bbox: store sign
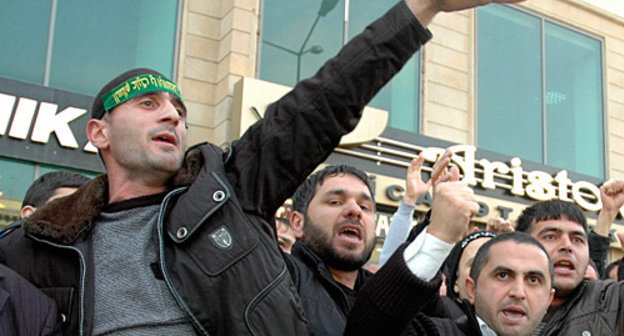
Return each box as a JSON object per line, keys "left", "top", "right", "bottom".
{"left": 384, "top": 144, "right": 618, "bottom": 216}
{"left": 0, "top": 77, "right": 103, "bottom": 172}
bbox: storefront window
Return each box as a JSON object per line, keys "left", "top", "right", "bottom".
{"left": 259, "top": 0, "right": 421, "bottom": 133}
{"left": 477, "top": 5, "right": 604, "bottom": 178}
{"left": 0, "top": 2, "right": 51, "bottom": 84}
{"left": 0, "top": 157, "right": 36, "bottom": 201}
{"left": 0, "top": 1, "right": 179, "bottom": 96}
{"left": 544, "top": 22, "right": 604, "bottom": 179}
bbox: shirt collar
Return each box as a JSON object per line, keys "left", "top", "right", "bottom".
{"left": 477, "top": 316, "right": 498, "bottom": 336}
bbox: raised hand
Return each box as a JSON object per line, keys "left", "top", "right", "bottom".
{"left": 595, "top": 179, "right": 624, "bottom": 236}
{"left": 486, "top": 216, "right": 515, "bottom": 234}
{"left": 428, "top": 165, "right": 480, "bottom": 244}
{"left": 429, "top": 0, "right": 525, "bottom": 13}
{"left": 403, "top": 149, "right": 452, "bottom": 205}
{"left": 406, "top": 0, "right": 525, "bottom": 27}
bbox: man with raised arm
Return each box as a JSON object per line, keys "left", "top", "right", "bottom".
{"left": 0, "top": 0, "right": 522, "bottom": 334}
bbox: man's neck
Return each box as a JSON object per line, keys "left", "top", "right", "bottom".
{"left": 107, "top": 170, "right": 170, "bottom": 203}
{"left": 550, "top": 296, "right": 569, "bottom": 308}
{"left": 329, "top": 267, "right": 359, "bottom": 289}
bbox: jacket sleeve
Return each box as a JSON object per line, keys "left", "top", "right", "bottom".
{"left": 225, "top": 1, "right": 432, "bottom": 219}
{"left": 588, "top": 229, "right": 611, "bottom": 278}
{"left": 379, "top": 201, "right": 415, "bottom": 266}
{"left": 344, "top": 243, "right": 442, "bottom": 336}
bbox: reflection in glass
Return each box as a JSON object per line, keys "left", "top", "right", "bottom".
{"left": 0, "top": 157, "right": 36, "bottom": 200}
{"left": 545, "top": 22, "right": 603, "bottom": 178}
{"left": 259, "top": 0, "right": 421, "bottom": 133}
{"left": 49, "top": 1, "right": 178, "bottom": 95}
{"left": 477, "top": 5, "right": 604, "bottom": 178}
{"left": 0, "top": 2, "right": 51, "bottom": 84}
{"left": 477, "top": 4, "right": 543, "bottom": 163}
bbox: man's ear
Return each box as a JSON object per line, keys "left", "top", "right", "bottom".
{"left": 290, "top": 211, "right": 305, "bottom": 240}
{"left": 20, "top": 205, "right": 36, "bottom": 219}
{"left": 86, "top": 119, "right": 109, "bottom": 151}
{"left": 465, "top": 276, "right": 476, "bottom": 304}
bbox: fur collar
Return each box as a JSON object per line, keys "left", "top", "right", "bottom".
{"left": 23, "top": 147, "right": 204, "bottom": 245}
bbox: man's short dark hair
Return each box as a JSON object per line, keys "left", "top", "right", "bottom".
{"left": 22, "top": 171, "right": 90, "bottom": 208}
{"left": 292, "top": 165, "right": 374, "bottom": 215}
{"left": 469, "top": 231, "right": 554, "bottom": 286}
{"left": 515, "top": 199, "right": 588, "bottom": 234}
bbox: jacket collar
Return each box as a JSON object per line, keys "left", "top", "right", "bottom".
{"left": 543, "top": 280, "right": 587, "bottom": 329}
{"left": 291, "top": 241, "right": 372, "bottom": 289}
{"left": 22, "top": 146, "right": 204, "bottom": 245}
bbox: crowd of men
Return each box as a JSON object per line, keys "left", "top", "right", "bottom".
{"left": 1, "top": 0, "right": 623, "bottom": 335}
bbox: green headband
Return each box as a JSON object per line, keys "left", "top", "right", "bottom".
{"left": 101, "top": 74, "right": 183, "bottom": 112}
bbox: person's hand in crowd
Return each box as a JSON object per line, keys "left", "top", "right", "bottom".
{"left": 486, "top": 216, "right": 515, "bottom": 234}
{"left": 595, "top": 179, "right": 624, "bottom": 237}
{"left": 428, "top": 165, "right": 480, "bottom": 244}
{"left": 403, "top": 149, "right": 452, "bottom": 206}
{"left": 406, "top": 0, "right": 525, "bottom": 27}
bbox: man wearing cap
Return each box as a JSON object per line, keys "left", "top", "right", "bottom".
{"left": 0, "top": 0, "right": 522, "bottom": 334}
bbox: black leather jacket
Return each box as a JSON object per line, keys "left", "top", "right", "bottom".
{"left": 0, "top": 2, "right": 431, "bottom": 335}
{"left": 286, "top": 241, "right": 373, "bottom": 336}
{"left": 541, "top": 279, "right": 624, "bottom": 336}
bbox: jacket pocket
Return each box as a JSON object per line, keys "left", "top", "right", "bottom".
{"left": 166, "top": 172, "right": 260, "bottom": 276}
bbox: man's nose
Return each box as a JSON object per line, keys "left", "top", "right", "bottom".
{"left": 558, "top": 235, "right": 574, "bottom": 253}
{"left": 159, "top": 99, "right": 182, "bottom": 125}
{"left": 508, "top": 279, "right": 527, "bottom": 300}
{"left": 343, "top": 199, "right": 363, "bottom": 218}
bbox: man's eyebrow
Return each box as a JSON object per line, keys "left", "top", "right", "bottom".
{"left": 358, "top": 191, "right": 373, "bottom": 203}
{"left": 131, "top": 92, "right": 157, "bottom": 100}
{"left": 570, "top": 229, "right": 588, "bottom": 239}
{"left": 526, "top": 270, "right": 546, "bottom": 281}
{"left": 491, "top": 265, "right": 515, "bottom": 276}
{"left": 323, "top": 189, "right": 347, "bottom": 197}
{"left": 538, "top": 226, "right": 587, "bottom": 239}
{"left": 537, "top": 227, "right": 562, "bottom": 236}
{"left": 322, "top": 189, "right": 372, "bottom": 202}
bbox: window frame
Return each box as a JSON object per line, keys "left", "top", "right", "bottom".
{"left": 474, "top": 4, "right": 607, "bottom": 179}
{"left": 37, "top": 0, "right": 181, "bottom": 86}
{"left": 257, "top": 0, "right": 424, "bottom": 134}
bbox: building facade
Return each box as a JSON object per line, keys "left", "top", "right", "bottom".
{"left": 1, "top": 0, "right": 623, "bottom": 262}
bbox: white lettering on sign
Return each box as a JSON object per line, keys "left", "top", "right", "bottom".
{"left": 0, "top": 93, "right": 17, "bottom": 135}
{"left": 420, "top": 144, "right": 614, "bottom": 215}
{"left": 0, "top": 92, "right": 97, "bottom": 153}
{"left": 375, "top": 213, "right": 419, "bottom": 238}
{"left": 31, "top": 104, "right": 85, "bottom": 148}
{"left": 375, "top": 214, "right": 389, "bottom": 238}
{"left": 9, "top": 97, "right": 37, "bottom": 139}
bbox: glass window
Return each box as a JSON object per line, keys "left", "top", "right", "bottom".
{"left": 49, "top": 1, "right": 179, "bottom": 95}
{"left": 0, "top": 2, "right": 51, "bottom": 84}
{"left": 477, "top": 5, "right": 604, "bottom": 178}
{"left": 259, "top": 0, "right": 344, "bottom": 84}
{"left": 0, "top": 157, "right": 36, "bottom": 200}
{"left": 544, "top": 22, "right": 604, "bottom": 178}
{"left": 259, "top": 0, "right": 421, "bottom": 133}
{"left": 348, "top": 0, "right": 420, "bottom": 133}
{"left": 0, "top": 1, "right": 179, "bottom": 96}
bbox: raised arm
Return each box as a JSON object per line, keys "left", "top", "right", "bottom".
{"left": 407, "top": 0, "right": 525, "bottom": 26}
{"left": 379, "top": 150, "right": 452, "bottom": 266}
{"left": 591, "top": 179, "right": 624, "bottom": 277}
{"left": 345, "top": 164, "right": 480, "bottom": 335}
